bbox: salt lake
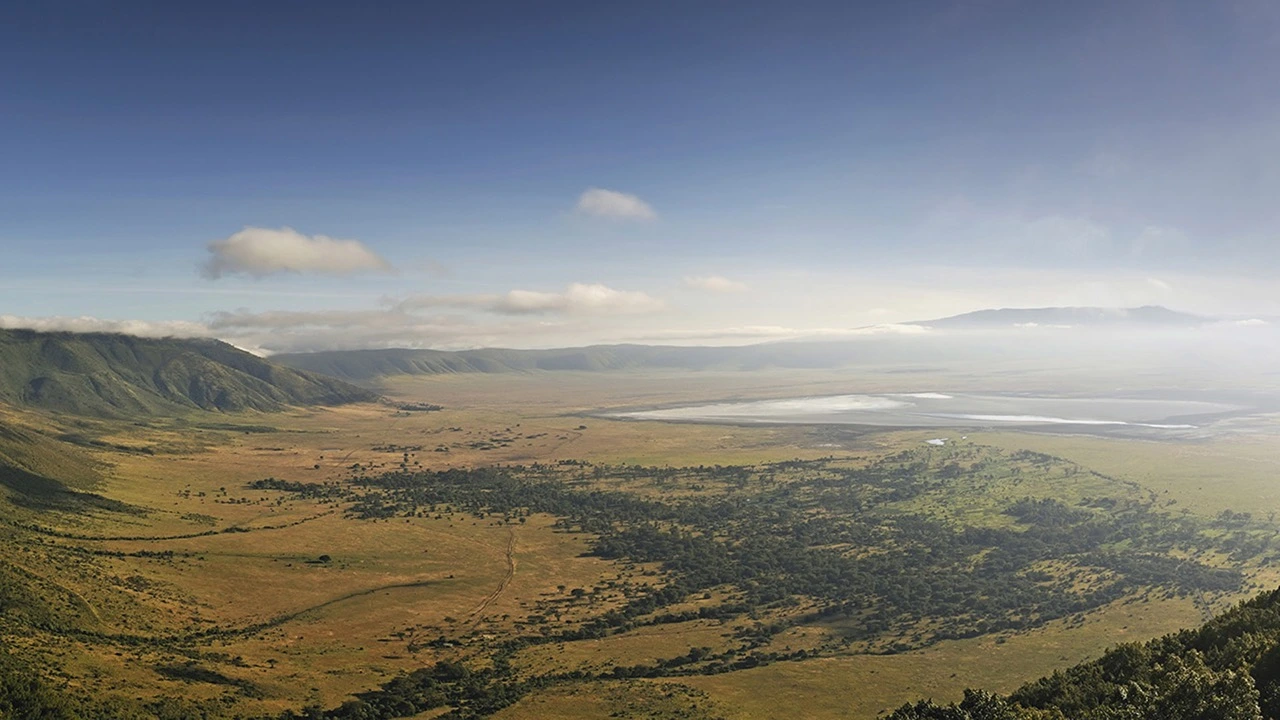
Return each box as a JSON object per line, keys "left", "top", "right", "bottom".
{"left": 610, "top": 392, "right": 1247, "bottom": 432}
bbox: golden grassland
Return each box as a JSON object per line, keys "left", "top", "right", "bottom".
{"left": 490, "top": 590, "right": 1209, "bottom": 720}
{"left": 4, "top": 369, "right": 1280, "bottom": 718}
{"left": 673, "top": 591, "right": 1207, "bottom": 720}
{"left": 492, "top": 679, "right": 728, "bottom": 720}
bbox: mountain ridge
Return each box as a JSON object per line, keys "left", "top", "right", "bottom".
{"left": 0, "top": 328, "right": 378, "bottom": 417}
{"left": 911, "top": 304, "right": 1209, "bottom": 329}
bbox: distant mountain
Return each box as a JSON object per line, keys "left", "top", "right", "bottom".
{"left": 272, "top": 305, "right": 1222, "bottom": 383}
{"left": 913, "top": 305, "right": 1209, "bottom": 329}
{"left": 0, "top": 328, "right": 377, "bottom": 417}
{"left": 275, "top": 344, "right": 755, "bottom": 380}
{"left": 272, "top": 337, "right": 942, "bottom": 382}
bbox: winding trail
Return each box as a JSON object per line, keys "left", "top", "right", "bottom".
{"left": 247, "top": 579, "right": 437, "bottom": 632}
{"left": 2, "top": 559, "right": 105, "bottom": 628}
{"left": 468, "top": 526, "right": 516, "bottom": 624}
{"left": 10, "top": 509, "right": 336, "bottom": 543}
{"left": 1193, "top": 588, "right": 1215, "bottom": 623}
{"left": 70, "top": 578, "right": 438, "bottom": 645}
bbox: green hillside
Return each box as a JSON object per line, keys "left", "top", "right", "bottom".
{"left": 0, "top": 328, "right": 377, "bottom": 417}
{"left": 890, "top": 588, "right": 1280, "bottom": 719}
{"left": 0, "top": 419, "right": 116, "bottom": 512}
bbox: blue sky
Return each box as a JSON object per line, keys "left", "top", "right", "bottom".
{"left": 2, "top": 1, "right": 1278, "bottom": 351}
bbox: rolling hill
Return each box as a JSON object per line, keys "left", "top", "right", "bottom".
{"left": 0, "top": 328, "right": 377, "bottom": 417}
{"left": 891, "top": 585, "right": 1280, "bottom": 719}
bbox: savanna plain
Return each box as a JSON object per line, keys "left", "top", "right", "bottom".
{"left": 5, "top": 368, "right": 1280, "bottom": 719}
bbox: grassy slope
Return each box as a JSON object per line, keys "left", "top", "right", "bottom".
{"left": 0, "top": 328, "right": 377, "bottom": 417}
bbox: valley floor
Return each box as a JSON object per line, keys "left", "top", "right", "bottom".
{"left": 4, "top": 370, "right": 1280, "bottom": 718}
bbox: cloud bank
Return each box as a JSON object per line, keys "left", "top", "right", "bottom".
{"left": 396, "top": 283, "right": 664, "bottom": 316}
{"left": 574, "top": 188, "right": 656, "bottom": 220}
{"left": 0, "top": 314, "right": 211, "bottom": 338}
{"left": 498, "top": 283, "right": 664, "bottom": 314}
{"left": 684, "top": 275, "right": 748, "bottom": 293}
{"left": 193, "top": 283, "right": 667, "bottom": 353}
{"left": 202, "top": 227, "right": 392, "bottom": 279}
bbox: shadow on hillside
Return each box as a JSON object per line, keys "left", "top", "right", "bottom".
{"left": 0, "top": 463, "right": 140, "bottom": 514}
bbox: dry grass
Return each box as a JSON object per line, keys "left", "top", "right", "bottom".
{"left": 676, "top": 593, "right": 1206, "bottom": 719}
{"left": 493, "top": 679, "right": 726, "bottom": 720}
{"left": 511, "top": 619, "right": 741, "bottom": 675}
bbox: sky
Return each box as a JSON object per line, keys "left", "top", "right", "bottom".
{"left": 1, "top": 0, "right": 1278, "bottom": 353}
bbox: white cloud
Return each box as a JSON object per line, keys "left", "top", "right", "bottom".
{"left": 202, "top": 226, "right": 392, "bottom": 279}
{"left": 202, "top": 283, "right": 664, "bottom": 352}
{"left": 851, "top": 323, "right": 932, "bottom": 336}
{"left": 0, "top": 314, "right": 212, "bottom": 338}
{"left": 684, "top": 275, "right": 749, "bottom": 293}
{"left": 206, "top": 307, "right": 586, "bottom": 354}
{"left": 397, "top": 283, "right": 665, "bottom": 316}
{"left": 502, "top": 283, "right": 663, "bottom": 314}
{"left": 574, "top": 188, "right": 657, "bottom": 220}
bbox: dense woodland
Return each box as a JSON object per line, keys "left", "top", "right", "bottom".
{"left": 321, "top": 448, "right": 1260, "bottom": 647}
{"left": 249, "top": 446, "right": 1280, "bottom": 718}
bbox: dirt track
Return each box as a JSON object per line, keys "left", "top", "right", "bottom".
{"left": 468, "top": 526, "right": 516, "bottom": 623}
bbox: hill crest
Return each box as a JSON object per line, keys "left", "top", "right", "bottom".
{"left": 0, "top": 327, "right": 377, "bottom": 417}
{"left": 913, "top": 304, "right": 1208, "bottom": 329}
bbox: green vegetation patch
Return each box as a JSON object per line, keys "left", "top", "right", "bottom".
{"left": 892, "top": 586, "right": 1280, "bottom": 719}
{"left": 0, "top": 327, "right": 377, "bottom": 418}
{"left": 321, "top": 445, "right": 1263, "bottom": 651}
